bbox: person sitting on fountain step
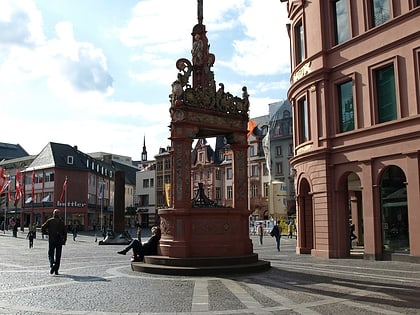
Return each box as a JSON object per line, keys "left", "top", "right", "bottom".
{"left": 117, "top": 226, "right": 161, "bottom": 262}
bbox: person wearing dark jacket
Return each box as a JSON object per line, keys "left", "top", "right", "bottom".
{"left": 270, "top": 221, "right": 282, "bottom": 251}
{"left": 41, "top": 209, "right": 67, "bottom": 275}
{"left": 117, "top": 226, "right": 161, "bottom": 261}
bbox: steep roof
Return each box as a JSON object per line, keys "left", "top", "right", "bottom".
{"left": 0, "top": 142, "right": 29, "bottom": 161}
{"left": 28, "top": 142, "right": 87, "bottom": 170}
{"left": 26, "top": 143, "right": 115, "bottom": 181}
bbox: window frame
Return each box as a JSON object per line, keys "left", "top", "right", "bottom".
{"left": 294, "top": 19, "right": 305, "bottom": 66}
{"left": 366, "top": 0, "right": 392, "bottom": 29}
{"left": 297, "top": 96, "right": 309, "bottom": 144}
{"left": 369, "top": 57, "right": 400, "bottom": 124}
{"left": 332, "top": 0, "right": 351, "bottom": 45}
{"left": 336, "top": 78, "right": 355, "bottom": 133}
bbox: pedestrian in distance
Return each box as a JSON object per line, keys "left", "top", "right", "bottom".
{"left": 117, "top": 226, "right": 161, "bottom": 262}
{"left": 41, "top": 209, "right": 67, "bottom": 275}
{"left": 257, "top": 223, "right": 264, "bottom": 245}
{"left": 26, "top": 230, "right": 35, "bottom": 248}
{"left": 270, "top": 221, "right": 282, "bottom": 251}
{"left": 72, "top": 224, "right": 78, "bottom": 241}
{"left": 287, "top": 221, "right": 294, "bottom": 238}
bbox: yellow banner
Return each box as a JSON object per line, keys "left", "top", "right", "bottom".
{"left": 164, "top": 183, "right": 171, "bottom": 207}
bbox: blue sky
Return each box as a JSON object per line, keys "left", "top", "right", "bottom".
{"left": 0, "top": 0, "right": 290, "bottom": 160}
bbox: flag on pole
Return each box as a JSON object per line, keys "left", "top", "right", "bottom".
{"left": 0, "top": 167, "right": 5, "bottom": 194}
{"left": 247, "top": 119, "right": 257, "bottom": 138}
{"left": 14, "top": 171, "right": 22, "bottom": 206}
{"left": 59, "top": 177, "right": 67, "bottom": 202}
{"left": 164, "top": 183, "right": 171, "bottom": 207}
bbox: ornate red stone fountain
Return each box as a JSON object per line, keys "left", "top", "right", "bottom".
{"left": 132, "top": 0, "right": 270, "bottom": 275}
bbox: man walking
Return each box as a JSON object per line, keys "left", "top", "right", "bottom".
{"left": 270, "top": 221, "right": 282, "bottom": 251}
{"left": 41, "top": 209, "right": 67, "bottom": 275}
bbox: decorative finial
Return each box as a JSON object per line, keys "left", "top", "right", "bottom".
{"left": 197, "top": 0, "right": 203, "bottom": 24}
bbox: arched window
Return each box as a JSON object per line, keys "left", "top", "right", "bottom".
{"left": 380, "top": 166, "right": 409, "bottom": 252}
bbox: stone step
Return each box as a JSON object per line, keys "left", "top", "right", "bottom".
{"left": 131, "top": 259, "right": 270, "bottom": 276}
{"left": 143, "top": 254, "right": 260, "bottom": 267}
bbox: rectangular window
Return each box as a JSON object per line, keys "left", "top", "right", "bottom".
{"left": 375, "top": 64, "right": 397, "bottom": 123}
{"left": 338, "top": 80, "right": 354, "bottom": 132}
{"left": 251, "top": 165, "right": 259, "bottom": 177}
{"left": 226, "top": 168, "right": 233, "bottom": 180}
{"left": 164, "top": 159, "right": 171, "bottom": 170}
{"left": 45, "top": 172, "right": 54, "bottom": 182}
{"left": 142, "top": 179, "right": 149, "bottom": 188}
{"left": 249, "top": 145, "right": 255, "bottom": 157}
{"left": 215, "top": 187, "right": 221, "bottom": 200}
{"left": 333, "top": 0, "right": 350, "bottom": 45}
{"left": 157, "top": 176, "right": 163, "bottom": 188}
{"left": 150, "top": 178, "right": 154, "bottom": 188}
{"left": 216, "top": 169, "right": 221, "bottom": 180}
{"left": 227, "top": 186, "right": 233, "bottom": 199}
{"left": 251, "top": 184, "right": 258, "bottom": 198}
{"left": 370, "top": 0, "right": 390, "bottom": 27}
{"left": 298, "top": 97, "right": 309, "bottom": 143}
{"left": 275, "top": 162, "right": 283, "bottom": 176}
{"left": 275, "top": 146, "right": 282, "bottom": 156}
{"left": 264, "top": 183, "right": 269, "bottom": 197}
{"left": 295, "top": 20, "right": 305, "bottom": 65}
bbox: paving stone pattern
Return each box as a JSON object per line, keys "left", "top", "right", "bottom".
{"left": 1, "top": 229, "right": 420, "bottom": 314}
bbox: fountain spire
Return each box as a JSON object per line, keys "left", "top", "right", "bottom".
{"left": 197, "top": 0, "right": 203, "bottom": 25}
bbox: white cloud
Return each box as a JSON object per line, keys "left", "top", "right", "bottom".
{"left": 0, "top": 0, "right": 291, "bottom": 160}
{"left": 0, "top": 0, "right": 45, "bottom": 48}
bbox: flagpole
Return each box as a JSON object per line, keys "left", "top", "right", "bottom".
{"left": 64, "top": 178, "right": 67, "bottom": 227}
{"left": 3, "top": 201, "right": 6, "bottom": 234}
{"left": 100, "top": 181, "right": 104, "bottom": 235}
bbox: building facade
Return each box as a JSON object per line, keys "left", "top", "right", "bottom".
{"left": 136, "top": 166, "right": 156, "bottom": 227}
{"left": 247, "top": 116, "right": 270, "bottom": 221}
{"left": 286, "top": 0, "right": 420, "bottom": 261}
{"left": 267, "top": 100, "right": 295, "bottom": 220}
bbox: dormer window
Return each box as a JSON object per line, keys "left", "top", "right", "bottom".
{"left": 67, "top": 156, "right": 74, "bottom": 165}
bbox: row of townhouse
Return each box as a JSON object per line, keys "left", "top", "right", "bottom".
{"left": 0, "top": 142, "right": 138, "bottom": 232}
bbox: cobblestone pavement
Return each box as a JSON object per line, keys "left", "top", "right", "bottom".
{"left": 1, "top": 229, "right": 420, "bottom": 315}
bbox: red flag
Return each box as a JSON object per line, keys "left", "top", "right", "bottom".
{"left": 247, "top": 119, "right": 257, "bottom": 138}
{"left": 0, "top": 167, "right": 5, "bottom": 195}
{"left": 59, "top": 177, "right": 67, "bottom": 202}
{"left": 14, "top": 171, "right": 22, "bottom": 206}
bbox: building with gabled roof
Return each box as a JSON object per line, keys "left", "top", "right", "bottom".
{"left": 0, "top": 142, "right": 29, "bottom": 161}
{"left": 20, "top": 142, "right": 115, "bottom": 231}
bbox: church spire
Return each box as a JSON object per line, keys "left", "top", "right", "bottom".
{"left": 141, "top": 135, "right": 147, "bottom": 161}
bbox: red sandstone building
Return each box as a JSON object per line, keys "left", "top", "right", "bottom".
{"left": 285, "top": 1, "right": 420, "bottom": 262}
